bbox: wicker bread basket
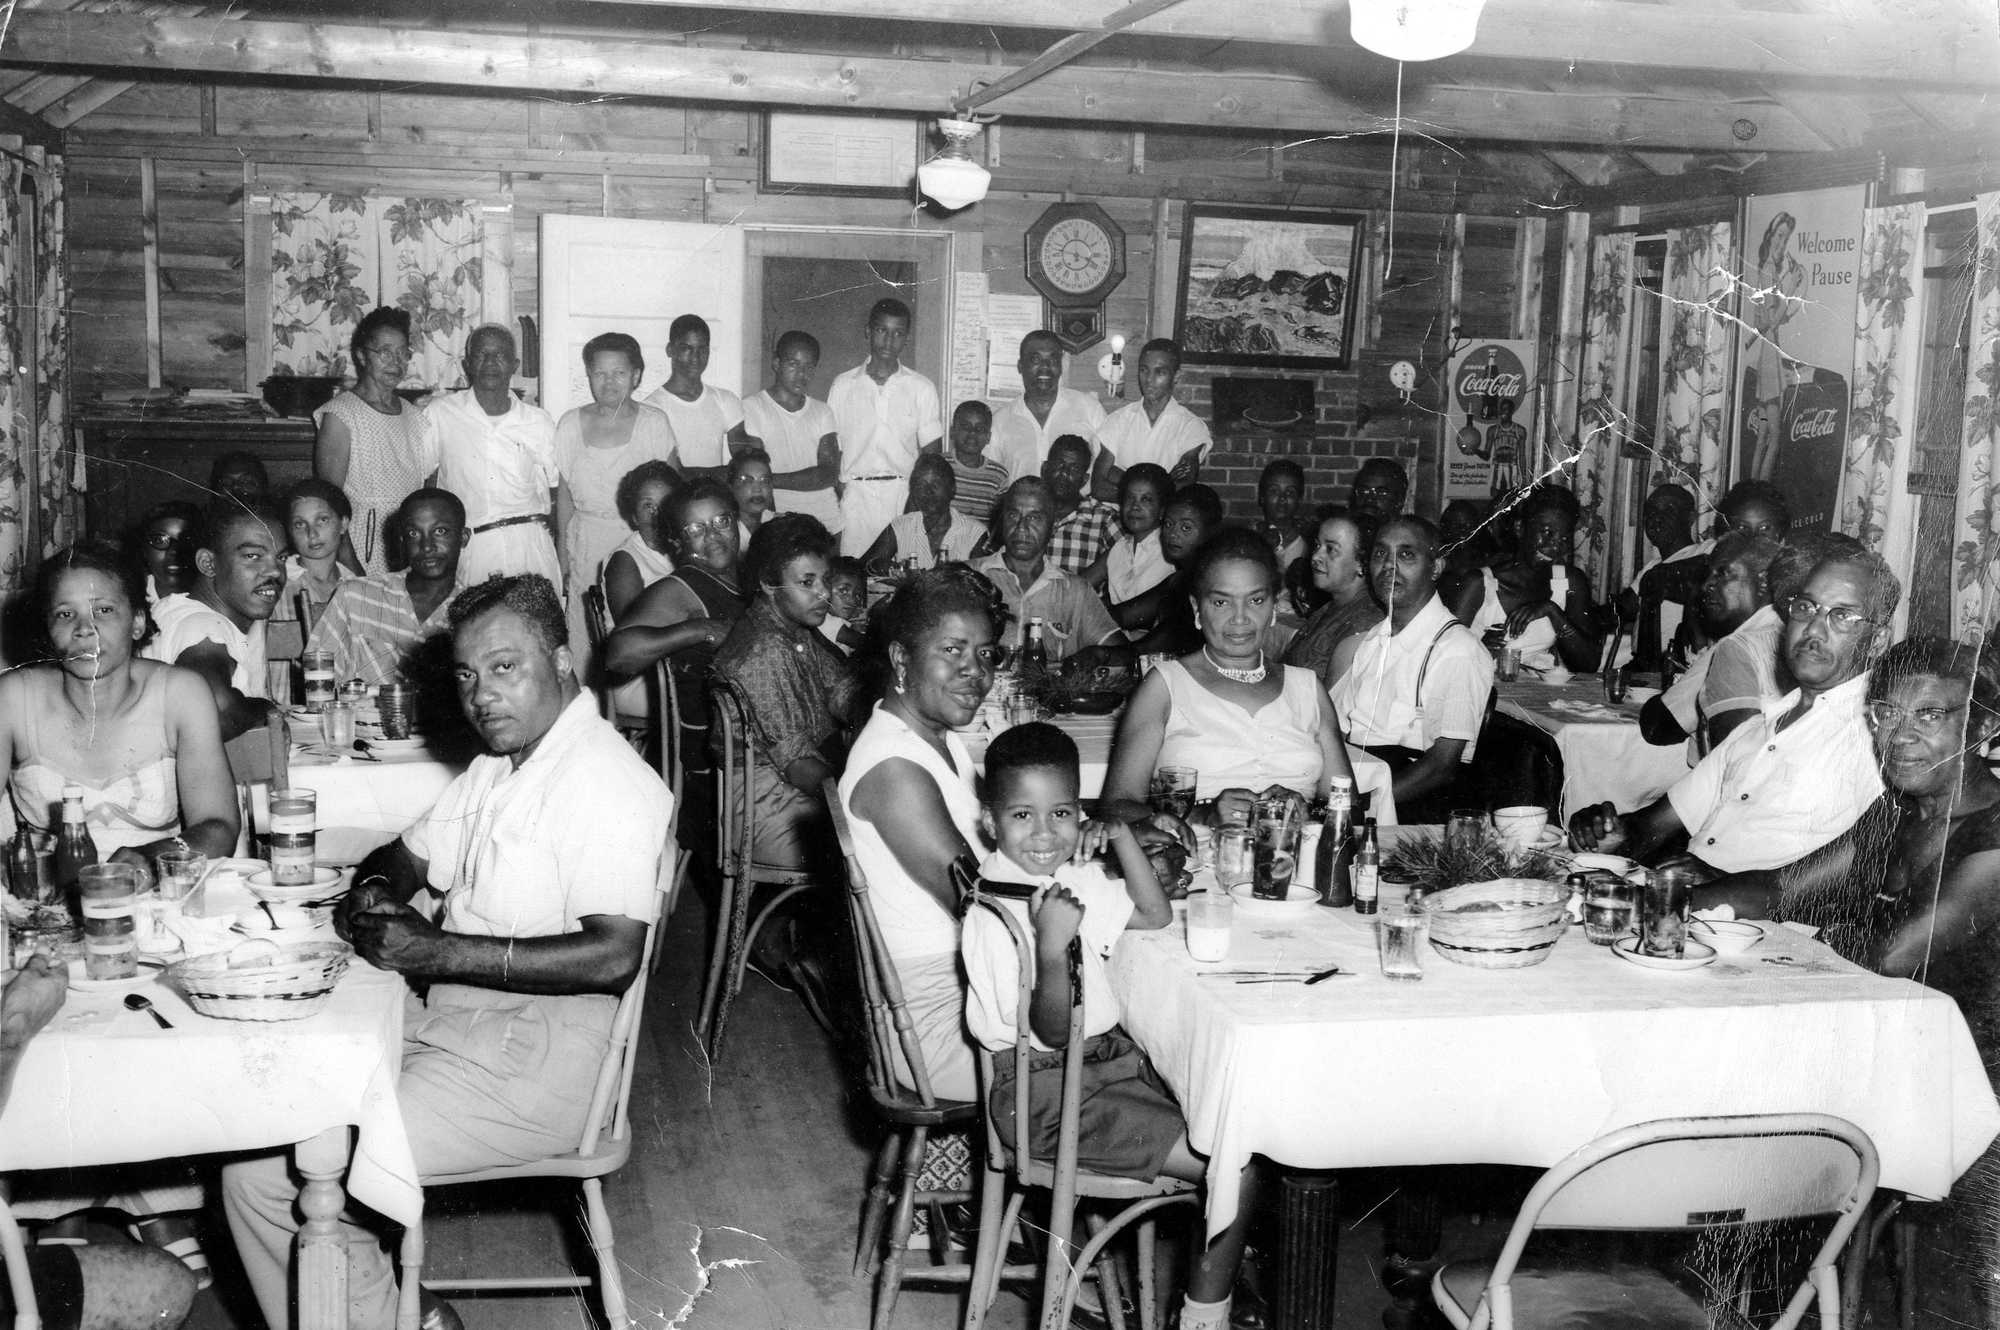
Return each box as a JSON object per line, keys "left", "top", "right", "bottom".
{"left": 167, "top": 940, "right": 352, "bottom": 1021}
{"left": 1423, "top": 878, "right": 1568, "bottom": 970}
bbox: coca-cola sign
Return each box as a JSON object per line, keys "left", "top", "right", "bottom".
{"left": 1788, "top": 406, "right": 1840, "bottom": 443}
{"left": 1453, "top": 344, "right": 1529, "bottom": 415}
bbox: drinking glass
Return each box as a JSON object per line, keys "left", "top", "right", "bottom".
{"left": 1149, "top": 767, "right": 1198, "bottom": 821}
{"left": 1447, "top": 809, "right": 1489, "bottom": 855}
{"left": 77, "top": 862, "right": 143, "bottom": 980}
{"left": 268, "top": 789, "right": 319, "bottom": 887}
{"left": 1214, "top": 827, "right": 1254, "bottom": 891}
{"left": 301, "top": 649, "right": 337, "bottom": 712}
{"left": 1581, "top": 876, "right": 1637, "bottom": 946}
{"left": 1185, "top": 890, "right": 1233, "bottom": 962}
{"left": 321, "top": 701, "right": 356, "bottom": 749}
{"left": 1496, "top": 645, "right": 1521, "bottom": 683}
{"left": 1251, "top": 793, "right": 1301, "bottom": 901}
{"left": 1377, "top": 900, "right": 1429, "bottom": 980}
{"left": 1639, "top": 866, "right": 1693, "bottom": 958}
{"left": 155, "top": 847, "right": 208, "bottom": 920}
{"left": 376, "top": 681, "right": 417, "bottom": 740}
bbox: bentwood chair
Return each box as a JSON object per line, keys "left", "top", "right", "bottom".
{"left": 398, "top": 870, "right": 671, "bottom": 1330}
{"left": 1, "top": 1193, "right": 38, "bottom": 1330}
{"left": 696, "top": 683, "right": 819, "bottom": 1056}
{"left": 581, "top": 584, "right": 616, "bottom": 721}
{"left": 585, "top": 585, "right": 689, "bottom": 939}
{"left": 827, "top": 785, "right": 1006, "bottom": 1329}
{"left": 1430, "top": 1114, "right": 1879, "bottom": 1330}
{"left": 961, "top": 889, "right": 1199, "bottom": 1330}
{"left": 222, "top": 709, "right": 291, "bottom": 856}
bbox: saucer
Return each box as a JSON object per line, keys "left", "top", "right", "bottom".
{"left": 245, "top": 865, "right": 347, "bottom": 904}
{"left": 67, "top": 958, "right": 162, "bottom": 993}
{"left": 1612, "top": 935, "right": 1716, "bottom": 971}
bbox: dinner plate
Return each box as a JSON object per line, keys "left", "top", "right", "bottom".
{"left": 359, "top": 736, "right": 427, "bottom": 754}
{"left": 67, "top": 958, "right": 162, "bottom": 993}
{"left": 1611, "top": 935, "right": 1716, "bottom": 971}
{"left": 245, "top": 865, "right": 348, "bottom": 903}
{"left": 1227, "top": 882, "right": 1321, "bottom": 918}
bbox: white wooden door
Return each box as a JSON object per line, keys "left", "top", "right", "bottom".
{"left": 538, "top": 216, "right": 747, "bottom": 418}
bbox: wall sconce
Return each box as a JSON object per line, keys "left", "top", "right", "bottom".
{"left": 917, "top": 116, "right": 990, "bottom": 212}
{"left": 1349, "top": 0, "right": 1488, "bottom": 61}
{"left": 1096, "top": 333, "right": 1128, "bottom": 399}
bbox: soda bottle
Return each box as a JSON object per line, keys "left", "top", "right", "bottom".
{"left": 1353, "top": 820, "right": 1381, "bottom": 915}
{"left": 54, "top": 784, "right": 98, "bottom": 901}
{"left": 1316, "top": 777, "right": 1355, "bottom": 908}
{"left": 1023, "top": 617, "right": 1048, "bottom": 673}
{"left": 9, "top": 827, "right": 43, "bottom": 905}
{"left": 1478, "top": 348, "right": 1501, "bottom": 421}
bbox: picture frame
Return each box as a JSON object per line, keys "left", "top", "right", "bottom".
{"left": 1174, "top": 203, "right": 1365, "bottom": 370}
{"left": 761, "top": 111, "right": 921, "bottom": 199}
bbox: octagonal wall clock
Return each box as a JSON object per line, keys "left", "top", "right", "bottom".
{"left": 1024, "top": 202, "right": 1127, "bottom": 353}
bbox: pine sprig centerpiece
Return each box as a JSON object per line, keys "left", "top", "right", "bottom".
{"left": 1384, "top": 832, "right": 1567, "bottom": 896}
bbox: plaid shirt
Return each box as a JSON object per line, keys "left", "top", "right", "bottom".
{"left": 1047, "top": 499, "right": 1121, "bottom": 576}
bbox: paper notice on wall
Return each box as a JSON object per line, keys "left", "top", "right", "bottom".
{"left": 949, "top": 271, "right": 989, "bottom": 413}
{"left": 984, "top": 293, "right": 1045, "bottom": 402}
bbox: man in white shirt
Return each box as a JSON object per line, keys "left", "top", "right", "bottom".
{"left": 1571, "top": 551, "right": 1897, "bottom": 873}
{"left": 416, "top": 324, "right": 561, "bottom": 587}
{"left": 643, "top": 313, "right": 752, "bottom": 477}
{"left": 827, "top": 298, "right": 944, "bottom": 556}
{"left": 1090, "top": 337, "right": 1211, "bottom": 500}
{"left": 1330, "top": 516, "right": 1494, "bottom": 823}
{"left": 143, "top": 500, "right": 283, "bottom": 740}
{"left": 221, "top": 574, "right": 670, "bottom": 1330}
{"left": 974, "top": 479, "right": 1125, "bottom": 665}
{"left": 990, "top": 330, "right": 1107, "bottom": 484}
{"left": 740, "top": 329, "right": 842, "bottom": 536}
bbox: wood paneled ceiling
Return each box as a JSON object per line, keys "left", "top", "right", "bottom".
{"left": 0, "top": 0, "right": 1993, "bottom": 194}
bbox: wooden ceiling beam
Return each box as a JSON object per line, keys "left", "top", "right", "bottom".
{"left": 526, "top": 0, "right": 2000, "bottom": 88}
{"left": 0, "top": 9, "right": 1838, "bottom": 151}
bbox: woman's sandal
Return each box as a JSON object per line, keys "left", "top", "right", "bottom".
{"left": 128, "top": 1214, "right": 213, "bottom": 1291}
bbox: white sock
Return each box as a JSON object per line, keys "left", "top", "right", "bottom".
{"left": 1180, "top": 1294, "right": 1230, "bottom": 1330}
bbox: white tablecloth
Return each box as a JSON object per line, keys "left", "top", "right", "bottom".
{"left": 0, "top": 961, "right": 422, "bottom": 1226}
{"left": 1497, "top": 679, "right": 1691, "bottom": 821}
{"left": 1111, "top": 896, "right": 2000, "bottom": 1239}
{"left": 964, "top": 714, "right": 1400, "bottom": 825}
{"left": 257, "top": 743, "right": 462, "bottom": 865}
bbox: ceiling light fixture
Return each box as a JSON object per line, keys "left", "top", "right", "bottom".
{"left": 917, "top": 115, "right": 990, "bottom": 212}
{"left": 1349, "top": 0, "right": 1488, "bottom": 61}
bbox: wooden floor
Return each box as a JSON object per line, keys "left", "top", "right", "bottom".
{"left": 173, "top": 886, "right": 1471, "bottom": 1330}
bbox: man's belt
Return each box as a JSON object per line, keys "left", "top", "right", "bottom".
{"left": 844, "top": 474, "right": 901, "bottom": 483}
{"left": 471, "top": 513, "right": 552, "bottom": 534}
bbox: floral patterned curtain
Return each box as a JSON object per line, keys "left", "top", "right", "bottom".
{"left": 270, "top": 194, "right": 484, "bottom": 391}
{"left": 1837, "top": 202, "right": 1924, "bottom": 613}
{"left": 0, "top": 147, "right": 74, "bottom": 598}
{"left": 1570, "top": 232, "right": 1636, "bottom": 589}
{"left": 1656, "top": 221, "right": 1733, "bottom": 511}
{"left": 1951, "top": 191, "right": 2000, "bottom": 641}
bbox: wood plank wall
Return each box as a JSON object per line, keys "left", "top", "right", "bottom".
{"left": 66, "top": 83, "right": 1545, "bottom": 517}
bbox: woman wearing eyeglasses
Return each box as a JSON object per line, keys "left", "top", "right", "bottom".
{"left": 603, "top": 476, "right": 749, "bottom": 856}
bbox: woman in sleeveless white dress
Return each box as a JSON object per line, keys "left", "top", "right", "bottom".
{"left": 314, "top": 307, "right": 429, "bottom": 576}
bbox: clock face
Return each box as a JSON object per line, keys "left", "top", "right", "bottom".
{"left": 1038, "top": 218, "right": 1116, "bottom": 296}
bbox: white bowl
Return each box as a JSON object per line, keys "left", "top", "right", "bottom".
{"left": 1688, "top": 917, "right": 1765, "bottom": 955}
{"left": 1228, "top": 882, "right": 1322, "bottom": 918}
{"left": 245, "top": 865, "right": 347, "bottom": 903}
{"left": 1612, "top": 935, "right": 1716, "bottom": 971}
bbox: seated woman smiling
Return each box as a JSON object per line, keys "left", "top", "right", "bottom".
{"left": 1105, "top": 527, "right": 1353, "bottom": 828}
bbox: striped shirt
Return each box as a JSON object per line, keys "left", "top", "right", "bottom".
{"left": 949, "top": 454, "right": 1010, "bottom": 525}
{"left": 305, "top": 571, "right": 458, "bottom": 686}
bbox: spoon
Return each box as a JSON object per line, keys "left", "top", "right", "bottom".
{"left": 123, "top": 993, "right": 174, "bottom": 1029}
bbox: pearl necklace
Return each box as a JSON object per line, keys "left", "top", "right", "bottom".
{"left": 1203, "top": 646, "right": 1267, "bottom": 684}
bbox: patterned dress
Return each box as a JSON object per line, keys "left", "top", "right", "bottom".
{"left": 315, "top": 391, "right": 429, "bottom": 576}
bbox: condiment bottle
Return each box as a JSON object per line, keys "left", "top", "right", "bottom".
{"left": 1023, "top": 617, "right": 1048, "bottom": 673}
{"left": 1352, "top": 820, "right": 1380, "bottom": 915}
{"left": 1316, "top": 777, "right": 1355, "bottom": 908}
{"left": 54, "top": 783, "right": 98, "bottom": 903}
{"left": 8, "top": 827, "right": 42, "bottom": 904}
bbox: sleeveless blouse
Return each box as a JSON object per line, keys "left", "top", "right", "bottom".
{"left": 1472, "top": 565, "right": 1566, "bottom": 669}
{"left": 664, "top": 565, "right": 746, "bottom": 769}
{"left": 315, "top": 391, "right": 429, "bottom": 576}
{"left": 1154, "top": 659, "right": 1324, "bottom": 801}
{"left": 10, "top": 667, "right": 180, "bottom": 854}
{"left": 554, "top": 403, "right": 677, "bottom": 592}
{"left": 608, "top": 530, "right": 676, "bottom": 587}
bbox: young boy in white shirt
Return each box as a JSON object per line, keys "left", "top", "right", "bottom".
{"left": 960, "top": 723, "right": 1260, "bottom": 1330}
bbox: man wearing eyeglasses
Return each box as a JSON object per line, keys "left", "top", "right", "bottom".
{"left": 1570, "top": 551, "right": 1897, "bottom": 872}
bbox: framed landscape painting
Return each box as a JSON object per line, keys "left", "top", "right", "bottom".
{"left": 1174, "top": 204, "right": 1364, "bottom": 369}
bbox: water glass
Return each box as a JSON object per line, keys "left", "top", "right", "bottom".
{"left": 1447, "top": 809, "right": 1489, "bottom": 855}
{"left": 1581, "top": 876, "right": 1637, "bottom": 946}
{"left": 268, "top": 788, "right": 319, "bottom": 886}
{"left": 1214, "top": 827, "right": 1254, "bottom": 891}
{"left": 1377, "top": 900, "right": 1429, "bottom": 980}
{"left": 321, "top": 701, "right": 356, "bottom": 749}
{"left": 1149, "top": 767, "right": 1197, "bottom": 821}
{"left": 376, "top": 681, "right": 417, "bottom": 740}
{"left": 1639, "top": 866, "right": 1694, "bottom": 958}
{"left": 1185, "top": 889, "right": 1233, "bottom": 962}
{"left": 302, "top": 649, "right": 337, "bottom": 712}
{"left": 155, "top": 847, "right": 207, "bottom": 915}
{"left": 1251, "top": 794, "right": 1302, "bottom": 901}
{"left": 1603, "top": 666, "right": 1629, "bottom": 705}
{"left": 77, "top": 862, "right": 143, "bottom": 980}
{"left": 1496, "top": 645, "right": 1521, "bottom": 682}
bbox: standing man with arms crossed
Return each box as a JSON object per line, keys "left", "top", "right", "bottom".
{"left": 828, "top": 297, "right": 944, "bottom": 557}
{"left": 416, "top": 324, "right": 561, "bottom": 587}
{"left": 741, "top": 329, "right": 843, "bottom": 540}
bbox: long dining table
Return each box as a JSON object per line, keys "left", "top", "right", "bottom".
{"left": 258, "top": 724, "right": 463, "bottom": 865}
{"left": 1107, "top": 830, "right": 2000, "bottom": 1323}
{"left": 0, "top": 959, "right": 422, "bottom": 1330}
{"left": 1494, "top": 675, "right": 1693, "bottom": 821}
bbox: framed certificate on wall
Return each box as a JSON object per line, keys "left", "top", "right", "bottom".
{"left": 761, "top": 112, "right": 920, "bottom": 198}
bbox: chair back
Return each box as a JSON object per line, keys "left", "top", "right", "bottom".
{"left": 651, "top": 662, "right": 683, "bottom": 813}
{"left": 570, "top": 870, "right": 672, "bottom": 1160}
{"left": 712, "top": 682, "right": 753, "bottom": 877}
{"left": 1470, "top": 1113, "right": 1879, "bottom": 1330}
{"left": 582, "top": 584, "right": 614, "bottom": 719}
{"left": 223, "top": 710, "right": 291, "bottom": 853}
{"left": 0, "top": 1192, "right": 37, "bottom": 1330}
{"left": 825, "top": 782, "right": 951, "bottom": 1110}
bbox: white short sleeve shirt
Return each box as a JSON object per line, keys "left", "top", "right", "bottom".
{"left": 828, "top": 364, "right": 944, "bottom": 479}
{"left": 741, "top": 390, "right": 843, "bottom": 532}
{"left": 643, "top": 383, "right": 745, "bottom": 471}
{"left": 1096, "top": 397, "right": 1211, "bottom": 474}
{"left": 990, "top": 389, "right": 1108, "bottom": 484}
{"left": 143, "top": 594, "right": 269, "bottom": 699}
{"left": 1330, "top": 594, "right": 1493, "bottom": 760}
{"left": 961, "top": 852, "right": 1134, "bottom": 1053}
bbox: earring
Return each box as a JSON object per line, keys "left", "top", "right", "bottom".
{"left": 893, "top": 671, "right": 907, "bottom": 694}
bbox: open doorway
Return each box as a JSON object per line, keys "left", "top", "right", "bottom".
{"left": 742, "top": 228, "right": 953, "bottom": 398}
